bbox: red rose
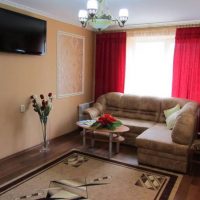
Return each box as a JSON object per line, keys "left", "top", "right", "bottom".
{"left": 98, "top": 118, "right": 106, "bottom": 126}
{"left": 40, "top": 94, "right": 44, "bottom": 99}
{"left": 42, "top": 100, "right": 46, "bottom": 106}
{"left": 48, "top": 93, "right": 52, "bottom": 97}
{"left": 104, "top": 113, "right": 116, "bottom": 122}
{"left": 97, "top": 113, "right": 117, "bottom": 127}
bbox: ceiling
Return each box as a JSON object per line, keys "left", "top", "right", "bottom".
{"left": 1, "top": 0, "right": 200, "bottom": 30}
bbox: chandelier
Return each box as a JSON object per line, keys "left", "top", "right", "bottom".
{"left": 78, "top": 0, "right": 129, "bottom": 31}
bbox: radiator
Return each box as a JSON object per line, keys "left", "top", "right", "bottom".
{"left": 78, "top": 101, "right": 94, "bottom": 121}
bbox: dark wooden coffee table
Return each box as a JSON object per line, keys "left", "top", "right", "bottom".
{"left": 76, "top": 120, "right": 129, "bottom": 158}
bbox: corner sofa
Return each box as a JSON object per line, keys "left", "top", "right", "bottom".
{"left": 83, "top": 92, "right": 199, "bottom": 173}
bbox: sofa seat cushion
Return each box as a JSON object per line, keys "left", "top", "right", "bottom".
{"left": 136, "top": 123, "right": 189, "bottom": 156}
{"left": 117, "top": 117, "right": 156, "bottom": 134}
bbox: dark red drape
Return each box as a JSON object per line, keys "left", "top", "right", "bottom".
{"left": 172, "top": 27, "right": 200, "bottom": 102}
{"left": 95, "top": 32, "right": 126, "bottom": 99}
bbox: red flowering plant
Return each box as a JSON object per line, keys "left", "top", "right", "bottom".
{"left": 91, "top": 113, "right": 122, "bottom": 130}
{"left": 30, "top": 93, "right": 53, "bottom": 125}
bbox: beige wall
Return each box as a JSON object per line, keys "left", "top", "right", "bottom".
{"left": 0, "top": 4, "right": 95, "bottom": 159}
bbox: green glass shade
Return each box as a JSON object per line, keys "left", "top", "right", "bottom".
{"left": 88, "top": 18, "right": 113, "bottom": 30}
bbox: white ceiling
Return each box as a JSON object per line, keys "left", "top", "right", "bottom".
{"left": 1, "top": 0, "right": 200, "bottom": 30}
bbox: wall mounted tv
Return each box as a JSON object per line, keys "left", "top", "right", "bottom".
{"left": 0, "top": 8, "right": 46, "bottom": 55}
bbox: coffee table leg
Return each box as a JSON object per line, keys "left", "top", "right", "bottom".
{"left": 116, "top": 142, "right": 120, "bottom": 153}
{"left": 91, "top": 137, "right": 95, "bottom": 148}
{"left": 109, "top": 133, "right": 113, "bottom": 159}
{"left": 82, "top": 128, "right": 86, "bottom": 147}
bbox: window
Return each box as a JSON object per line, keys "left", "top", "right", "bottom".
{"left": 125, "top": 29, "right": 175, "bottom": 97}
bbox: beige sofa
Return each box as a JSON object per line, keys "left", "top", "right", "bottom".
{"left": 83, "top": 92, "right": 199, "bottom": 173}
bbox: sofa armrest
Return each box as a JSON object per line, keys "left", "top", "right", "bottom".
{"left": 172, "top": 102, "right": 199, "bottom": 145}
{"left": 172, "top": 113, "right": 196, "bottom": 145}
{"left": 83, "top": 102, "right": 105, "bottom": 119}
{"left": 83, "top": 107, "right": 101, "bottom": 119}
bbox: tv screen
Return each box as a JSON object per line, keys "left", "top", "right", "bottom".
{"left": 0, "top": 8, "right": 46, "bottom": 55}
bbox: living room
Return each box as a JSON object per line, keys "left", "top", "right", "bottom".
{"left": 0, "top": 0, "right": 200, "bottom": 199}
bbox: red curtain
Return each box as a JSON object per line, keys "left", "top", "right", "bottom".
{"left": 172, "top": 27, "right": 200, "bottom": 102}
{"left": 95, "top": 32, "right": 126, "bottom": 99}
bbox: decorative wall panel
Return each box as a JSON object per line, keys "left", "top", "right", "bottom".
{"left": 57, "top": 31, "right": 85, "bottom": 98}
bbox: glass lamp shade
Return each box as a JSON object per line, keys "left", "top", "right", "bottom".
{"left": 78, "top": 10, "right": 88, "bottom": 22}
{"left": 88, "top": 18, "right": 113, "bottom": 31}
{"left": 119, "top": 8, "right": 128, "bottom": 18}
{"left": 87, "top": 0, "right": 98, "bottom": 16}
{"left": 119, "top": 8, "right": 128, "bottom": 24}
{"left": 87, "top": 0, "right": 98, "bottom": 10}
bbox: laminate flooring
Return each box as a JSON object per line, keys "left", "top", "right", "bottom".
{"left": 0, "top": 130, "right": 199, "bottom": 200}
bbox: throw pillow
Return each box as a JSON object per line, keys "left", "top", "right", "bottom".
{"left": 166, "top": 110, "right": 180, "bottom": 129}
{"left": 164, "top": 104, "right": 181, "bottom": 118}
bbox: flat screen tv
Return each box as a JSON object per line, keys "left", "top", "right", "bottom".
{"left": 0, "top": 8, "right": 46, "bottom": 55}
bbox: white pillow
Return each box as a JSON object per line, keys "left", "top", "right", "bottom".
{"left": 164, "top": 104, "right": 180, "bottom": 118}
{"left": 166, "top": 110, "right": 180, "bottom": 130}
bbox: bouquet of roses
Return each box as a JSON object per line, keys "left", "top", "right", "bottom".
{"left": 30, "top": 93, "right": 53, "bottom": 124}
{"left": 91, "top": 113, "right": 122, "bottom": 130}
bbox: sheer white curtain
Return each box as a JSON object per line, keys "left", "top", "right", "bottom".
{"left": 125, "top": 28, "right": 175, "bottom": 97}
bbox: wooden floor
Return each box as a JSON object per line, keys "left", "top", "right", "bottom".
{"left": 0, "top": 130, "right": 200, "bottom": 200}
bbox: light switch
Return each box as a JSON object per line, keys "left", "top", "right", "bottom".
{"left": 20, "top": 105, "right": 26, "bottom": 113}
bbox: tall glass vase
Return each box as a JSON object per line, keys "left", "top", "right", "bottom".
{"left": 40, "top": 121, "right": 49, "bottom": 152}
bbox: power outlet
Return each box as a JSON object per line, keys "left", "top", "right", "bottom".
{"left": 20, "top": 105, "right": 26, "bottom": 113}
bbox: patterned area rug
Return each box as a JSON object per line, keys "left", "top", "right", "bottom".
{"left": 0, "top": 150, "right": 182, "bottom": 200}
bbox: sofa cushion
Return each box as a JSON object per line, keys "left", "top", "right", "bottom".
{"left": 166, "top": 110, "right": 181, "bottom": 129}
{"left": 180, "top": 102, "right": 199, "bottom": 114}
{"left": 136, "top": 123, "right": 188, "bottom": 156}
{"left": 164, "top": 104, "right": 180, "bottom": 118}
{"left": 94, "top": 102, "right": 105, "bottom": 114}
{"left": 119, "top": 95, "right": 160, "bottom": 121}
{"left": 159, "top": 97, "right": 188, "bottom": 123}
{"left": 117, "top": 117, "right": 156, "bottom": 134}
{"left": 120, "top": 94, "right": 140, "bottom": 110}
{"left": 105, "top": 92, "right": 122, "bottom": 108}
{"left": 96, "top": 92, "right": 122, "bottom": 116}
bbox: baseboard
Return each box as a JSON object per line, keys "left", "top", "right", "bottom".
{"left": 0, "top": 129, "right": 79, "bottom": 162}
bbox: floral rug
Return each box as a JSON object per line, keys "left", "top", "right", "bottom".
{"left": 0, "top": 150, "right": 182, "bottom": 200}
